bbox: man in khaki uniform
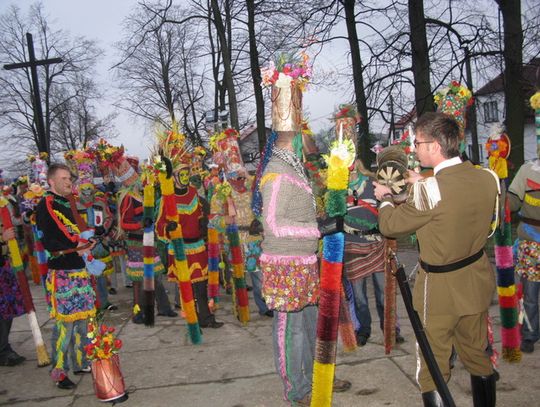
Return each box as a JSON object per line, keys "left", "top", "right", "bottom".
{"left": 374, "top": 112, "right": 498, "bottom": 407}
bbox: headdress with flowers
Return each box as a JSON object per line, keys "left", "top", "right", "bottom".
{"left": 260, "top": 52, "right": 312, "bottom": 91}
{"left": 155, "top": 123, "right": 192, "bottom": 173}
{"left": 85, "top": 319, "right": 122, "bottom": 361}
{"left": 434, "top": 80, "right": 473, "bottom": 109}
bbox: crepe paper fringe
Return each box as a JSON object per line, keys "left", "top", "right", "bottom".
{"left": 252, "top": 130, "right": 278, "bottom": 216}
{"left": 338, "top": 285, "right": 357, "bottom": 353}
{"left": 207, "top": 227, "right": 220, "bottom": 300}
{"left": 142, "top": 181, "right": 156, "bottom": 327}
{"left": 226, "top": 224, "right": 249, "bottom": 324}
{"left": 0, "top": 203, "right": 51, "bottom": 366}
{"left": 311, "top": 233, "right": 344, "bottom": 407}
{"left": 325, "top": 189, "right": 347, "bottom": 218}
{"left": 159, "top": 172, "right": 201, "bottom": 344}
{"left": 494, "top": 197, "right": 521, "bottom": 362}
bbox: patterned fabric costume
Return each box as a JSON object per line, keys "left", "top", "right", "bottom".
{"left": 35, "top": 192, "right": 96, "bottom": 381}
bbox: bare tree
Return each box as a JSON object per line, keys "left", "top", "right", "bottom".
{"left": 0, "top": 2, "right": 102, "bottom": 157}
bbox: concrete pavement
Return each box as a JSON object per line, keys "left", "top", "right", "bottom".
{"left": 1, "top": 248, "right": 538, "bottom": 406}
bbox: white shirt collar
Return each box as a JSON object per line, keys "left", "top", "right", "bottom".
{"left": 434, "top": 156, "right": 462, "bottom": 175}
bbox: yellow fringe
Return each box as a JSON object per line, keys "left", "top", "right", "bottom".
{"left": 260, "top": 173, "right": 278, "bottom": 188}
{"left": 184, "top": 244, "right": 206, "bottom": 255}
{"left": 143, "top": 257, "right": 154, "bottom": 265}
{"left": 36, "top": 344, "right": 51, "bottom": 367}
{"left": 7, "top": 240, "right": 23, "bottom": 268}
{"left": 183, "top": 299, "right": 198, "bottom": 324}
{"left": 327, "top": 167, "right": 349, "bottom": 190}
{"left": 54, "top": 309, "right": 96, "bottom": 323}
{"left": 497, "top": 285, "right": 516, "bottom": 297}
{"left": 54, "top": 322, "right": 67, "bottom": 370}
{"left": 74, "top": 332, "right": 82, "bottom": 368}
{"left": 159, "top": 173, "right": 174, "bottom": 196}
{"left": 238, "top": 307, "right": 250, "bottom": 325}
{"left": 310, "top": 361, "right": 335, "bottom": 407}
{"left": 502, "top": 347, "right": 522, "bottom": 363}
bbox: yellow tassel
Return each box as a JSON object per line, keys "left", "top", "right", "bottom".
{"left": 36, "top": 343, "right": 51, "bottom": 367}
{"left": 310, "top": 361, "right": 335, "bottom": 407}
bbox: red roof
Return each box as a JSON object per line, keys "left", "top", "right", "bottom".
{"left": 476, "top": 57, "right": 540, "bottom": 96}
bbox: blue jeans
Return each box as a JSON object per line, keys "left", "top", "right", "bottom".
{"left": 50, "top": 319, "right": 89, "bottom": 381}
{"left": 521, "top": 276, "right": 540, "bottom": 343}
{"left": 272, "top": 305, "right": 317, "bottom": 402}
{"left": 96, "top": 275, "right": 110, "bottom": 308}
{"left": 250, "top": 271, "right": 269, "bottom": 314}
{"left": 352, "top": 272, "right": 384, "bottom": 337}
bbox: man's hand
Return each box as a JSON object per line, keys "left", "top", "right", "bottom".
{"left": 1, "top": 227, "right": 15, "bottom": 241}
{"left": 405, "top": 170, "right": 423, "bottom": 184}
{"left": 77, "top": 239, "right": 96, "bottom": 256}
{"left": 372, "top": 182, "right": 392, "bottom": 201}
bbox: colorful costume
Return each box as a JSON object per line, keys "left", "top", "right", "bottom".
{"left": 35, "top": 191, "right": 96, "bottom": 381}
{"left": 508, "top": 159, "right": 540, "bottom": 352}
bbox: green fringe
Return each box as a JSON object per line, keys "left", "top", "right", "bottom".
{"left": 499, "top": 307, "right": 518, "bottom": 328}
{"left": 292, "top": 133, "right": 303, "bottom": 159}
{"left": 325, "top": 190, "right": 347, "bottom": 217}
{"left": 143, "top": 206, "right": 153, "bottom": 220}
{"left": 227, "top": 231, "right": 240, "bottom": 247}
{"left": 343, "top": 214, "right": 377, "bottom": 230}
{"left": 171, "top": 239, "right": 186, "bottom": 261}
{"left": 187, "top": 323, "right": 202, "bottom": 345}
{"left": 233, "top": 277, "right": 247, "bottom": 289}
{"left": 494, "top": 222, "right": 513, "bottom": 246}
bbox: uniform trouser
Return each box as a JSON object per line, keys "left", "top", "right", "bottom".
{"left": 521, "top": 276, "right": 540, "bottom": 343}
{"left": 272, "top": 305, "right": 317, "bottom": 402}
{"left": 417, "top": 311, "right": 493, "bottom": 392}
{"left": 50, "top": 319, "right": 89, "bottom": 381}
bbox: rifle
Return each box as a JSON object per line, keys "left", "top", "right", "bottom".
{"left": 388, "top": 248, "right": 456, "bottom": 407}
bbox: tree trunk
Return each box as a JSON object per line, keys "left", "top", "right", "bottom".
{"left": 342, "top": 0, "right": 372, "bottom": 167}
{"left": 210, "top": 0, "right": 239, "bottom": 130}
{"left": 408, "top": 0, "right": 434, "bottom": 117}
{"left": 497, "top": 0, "right": 524, "bottom": 169}
{"left": 464, "top": 47, "right": 480, "bottom": 164}
{"left": 246, "top": 0, "right": 266, "bottom": 152}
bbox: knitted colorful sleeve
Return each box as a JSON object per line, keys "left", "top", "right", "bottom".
{"left": 119, "top": 196, "right": 142, "bottom": 231}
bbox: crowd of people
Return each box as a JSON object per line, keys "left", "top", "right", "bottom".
{"left": 0, "top": 81, "right": 539, "bottom": 407}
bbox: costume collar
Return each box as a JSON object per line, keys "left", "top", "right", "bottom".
{"left": 434, "top": 156, "right": 462, "bottom": 175}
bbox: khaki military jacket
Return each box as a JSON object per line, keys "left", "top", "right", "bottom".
{"left": 379, "top": 161, "right": 498, "bottom": 317}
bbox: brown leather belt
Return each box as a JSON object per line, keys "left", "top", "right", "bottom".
{"left": 51, "top": 243, "right": 92, "bottom": 257}
{"left": 420, "top": 249, "right": 484, "bottom": 273}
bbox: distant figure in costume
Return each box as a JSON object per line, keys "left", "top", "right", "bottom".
{"left": 35, "top": 163, "right": 96, "bottom": 389}
{"left": 374, "top": 112, "right": 498, "bottom": 407}
{"left": 0, "top": 208, "right": 26, "bottom": 367}
{"left": 508, "top": 144, "right": 540, "bottom": 354}
{"left": 115, "top": 157, "right": 172, "bottom": 323}
{"left": 156, "top": 161, "right": 223, "bottom": 328}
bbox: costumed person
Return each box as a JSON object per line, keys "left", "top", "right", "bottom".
{"left": 344, "top": 158, "right": 404, "bottom": 346}
{"left": 509, "top": 91, "right": 540, "bottom": 354}
{"left": 256, "top": 53, "right": 349, "bottom": 406}
{"left": 155, "top": 131, "right": 223, "bottom": 329}
{"left": 65, "top": 149, "right": 117, "bottom": 312}
{"left": 0, "top": 208, "right": 26, "bottom": 367}
{"left": 373, "top": 112, "right": 498, "bottom": 407}
{"left": 90, "top": 140, "right": 171, "bottom": 324}
{"left": 35, "top": 163, "right": 97, "bottom": 389}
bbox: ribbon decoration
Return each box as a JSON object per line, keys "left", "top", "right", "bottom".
{"left": 158, "top": 165, "right": 202, "bottom": 344}
{"left": 0, "top": 197, "right": 51, "bottom": 367}
{"left": 142, "top": 168, "right": 156, "bottom": 327}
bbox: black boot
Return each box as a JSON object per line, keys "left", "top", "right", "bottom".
{"left": 471, "top": 374, "right": 496, "bottom": 407}
{"left": 421, "top": 390, "right": 444, "bottom": 407}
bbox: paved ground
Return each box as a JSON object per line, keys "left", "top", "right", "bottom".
{"left": 1, "top": 248, "right": 539, "bottom": 406}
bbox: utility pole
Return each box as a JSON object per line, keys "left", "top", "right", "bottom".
{"left": 3, "top": 33, "right": 62, "bottom": 161}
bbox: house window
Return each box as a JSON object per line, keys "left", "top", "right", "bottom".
{"left": 483, "top": 101, "right": 498, "bottom": 123}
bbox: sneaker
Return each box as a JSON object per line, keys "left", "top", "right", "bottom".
{"left": 356, "top": 333, "right": 369, "bottom": 346}
{"left": 521, "top": 340, "right": 535, "bottom": 353}
{"left": 157, "top": 310, "right": 178, "bottom": 317}
{"left": 74, "top": 366, "right": 92, "bottom": 375}
{"left": 132, "top": 314, "right": 144, "bottom": 324}
{"left": 56, "top": 377, "right": 76, "bottom": 390}
{"left": 263, "top": 310, "right": 274, "bottom": 318}
{"left": 105, "top": 303, "right": 118, "bottom": 311}
{"left": 333, "top": 378, "right": 352, "bottom": 393}
{"left": 395, "top": 333, "right": 405, "bottom": 344}
{"left": 108, "top": 288, "right": 117, "bottom": 295}
{"left": 200, "top": 320, "right": 224, "bottom": 329}
{"left": 294, "top": 394, "right": 311, "bottom": 406}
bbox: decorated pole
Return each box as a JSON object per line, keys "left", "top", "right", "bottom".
{"left": 0, "top": 197, "right": 50, "bottom": 366}
{"left": 157, "top": 157, "right": 202, "bottom": 344}
{"left": 311, "top": 134, "right": 355, "bottom": 407}
{"left": 142, "top": 167, "right": 156, "bottom": 327}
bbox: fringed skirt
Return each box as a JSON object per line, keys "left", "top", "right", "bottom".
{"left": 45, "top": 268, "right": 96, "bottom": 322}
{"left": 516, "top": 240, "right": 540, "bottom": 281}
{"left": 260, "top": 253, "right": 319, "bottom": 312}
{"left": 126, "top": 239, "right": 165, "bottom": 282}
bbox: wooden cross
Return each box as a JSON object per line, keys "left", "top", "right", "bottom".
{"left": 3, "top": 33, "right": 63, "bottom": 160}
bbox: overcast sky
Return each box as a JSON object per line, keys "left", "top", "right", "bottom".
{"left": 0, "top": 0, "right": 358, "bottom": 162}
